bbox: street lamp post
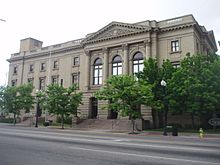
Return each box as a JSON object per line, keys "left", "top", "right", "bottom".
{"left": 161, "top": 79, "right": 168, "bottom": 136}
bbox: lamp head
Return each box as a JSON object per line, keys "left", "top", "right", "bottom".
{"left": 161, "top": 80, "right": 167, "bottom": 87}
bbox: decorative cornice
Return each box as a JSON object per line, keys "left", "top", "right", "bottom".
{"left": 8, "top": 45, "right": 83, "bottom": 62}
{"left": 159, "top": 23, "right": 195, "bottom": 33}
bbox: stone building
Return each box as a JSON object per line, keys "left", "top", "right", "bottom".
{"left": 7, "top": 14, "right": 218, "bottom": 129}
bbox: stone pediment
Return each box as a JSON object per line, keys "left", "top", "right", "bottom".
{"left": 84, "top": 22, "right": 150, "bottom": 44}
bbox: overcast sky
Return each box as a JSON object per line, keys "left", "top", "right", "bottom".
{"left": 0, "top": 0, "right": 219, "bottom": 86}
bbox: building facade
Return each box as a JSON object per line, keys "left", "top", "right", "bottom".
{"left": 7, "top": 15, "right": 217, "bottom": 128}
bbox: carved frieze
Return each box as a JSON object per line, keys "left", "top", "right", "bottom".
{"left": 96, "top": 28, "right": 135, "bottom": 40}
{"left": 84, "top": 22, "right": 149, "bottom": 44}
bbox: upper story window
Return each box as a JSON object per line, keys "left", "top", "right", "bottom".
{"left": 93, "top": 58, "right": 103, "bottom": 85}
{"left": 29, "top": 64, "right": 34, "bottom": 72}
{"left": 112, "top": 55, "right": 122, "bottom": 76}
{"left": 53, "top": 60, "right": 59, "bottom": 69}
{"left": 13, "top": 66, "right": 18, "bottom": 75}
{"left": 133, "top": 52, "right": 144, "bottom": 74}
{"left": 40, "top": 62, "right": 46, "bottom": 71}
{"left": 39, "top": 77, "right": 46, "bottom": 90}
{"left": 171, "top": 40, "right": 180, "bottom": 52}
{"left": 73, "top": 57, "right": 80, "bottom": 66}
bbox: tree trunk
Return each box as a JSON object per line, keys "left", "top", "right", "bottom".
{"left": 131, "top": 119, "right": 135, "bottom": 133}
{"left": 61, "top": 114, "right": 64, "bottom": 129}
{"left": 191, "top": 113, "right": 195, "bottom": 130}
{"left": 13, "top": 113, "right": 16, "bottom": 126}
{"left": 152, "top": 108, "right": 157, "bottom": 128}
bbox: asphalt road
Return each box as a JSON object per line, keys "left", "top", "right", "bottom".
{"left": 0, "top": 125, "right": 219, "bottom": 165}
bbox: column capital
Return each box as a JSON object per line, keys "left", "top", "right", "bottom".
{"left": 122, "top": 44, "right": 128, "bottom": 51}
{"left": 84, "top": 49, "right": 90, "bottom": 56}
{"left": 144, "top": 40, "right": 151, "bottom": 47}
{"left": 102, "top": 47, "right": 108, "bottom": 54}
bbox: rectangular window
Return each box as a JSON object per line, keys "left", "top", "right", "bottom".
{"left": 29, "top": 64, "right": 34, "bottom": 72}
{"left": 171, "top": 40, "right": 179, "bottom": 52}
{"left": 73, "top": 57, "right": 80, "bottom": 66}
{"left": 13, "top": 66, "right": 18, "bottom": 74}
{"left": 52, "top": 75, "right": 59, "bottom": 84}
{"left": 41, "top": 63, "right": 46, "bottom": 71}
{"left": 39, "top": 77, "right": 45, "bottom": 90}
{"left": 171, "top": 61, "right": 180, "bottom": 68}
{"left": 11, "top": 80, "right": 17, "bottom": 86}
{"left": 72, "top": 73, "right": 79, "bottom": 88}
{"left": 53, "top": 60, "right": 59, "bottom": 69}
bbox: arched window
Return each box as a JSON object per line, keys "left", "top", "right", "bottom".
{"left": 112, "top": 55, "right": 122, "bottom": 76}
{"left": 133, "top": 52, "right": 144, "bottom": 74}
{"left": 93, "top": 58, "right": 103, "bottom": 85}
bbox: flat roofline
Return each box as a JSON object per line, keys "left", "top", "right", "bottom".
{"left": 20, "top": 37, "right": 43, "bottom": 43}
{"left": 159, "top": 14, "right": 196, "bottom": 23}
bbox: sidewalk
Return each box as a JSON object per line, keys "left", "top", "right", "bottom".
{"left": 4, "top": 122, "right": 220, "bottom": 139}
{"left": 136, "top": 130, "right": 220, "bottom": 139}
{"left": 49, "top": 125, "right": 220, "bottom": 139}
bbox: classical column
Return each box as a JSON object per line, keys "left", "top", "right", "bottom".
{"left": 84, "top": 50, "right": 91, "bottom": 91}
{"left": 122, "top": 44, "right": 129, "bottom": 75}
{"left": 151, "top": 33, "right": 157, "bottom": 59}
{"left": 144, "top": 40, "right": 151, "bottom": 59}
{"left": 103, "top": 48, "right": 109, "bottom": 84}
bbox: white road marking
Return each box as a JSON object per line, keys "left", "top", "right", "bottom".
{"left": 69, "top": 146, "right": 220, "bottom": 165}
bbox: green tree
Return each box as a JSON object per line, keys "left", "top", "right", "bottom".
{"left": 39, "top": 84, "right": 83, "bottom": 129}
{"left": 138, "top": 58, "right": 176, "bottom": 129}
{"left": 137, "top": 58, "right": 162, "bottom": 128}
{"left": 0, "top": 86, "right": 6, "bottom": 114}
{"left": 95, "top": 75, "right": 153, "bottom": 133}
{"left": 0, "top": 84, "right": 34, "bottom": 125}
{"left": 169, "top": 53, "right": 220, "bottom": 128}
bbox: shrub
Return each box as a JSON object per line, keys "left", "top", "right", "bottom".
{"left": 0, "top": 118, "right": 14, "bottom": 123}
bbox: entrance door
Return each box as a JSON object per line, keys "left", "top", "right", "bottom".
{"left": 90, "top": 97, "right": 98, "bottom": 119}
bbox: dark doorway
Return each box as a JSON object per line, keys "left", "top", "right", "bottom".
{"left": 90, "top": 97, "right": 98, "bottom": 119}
